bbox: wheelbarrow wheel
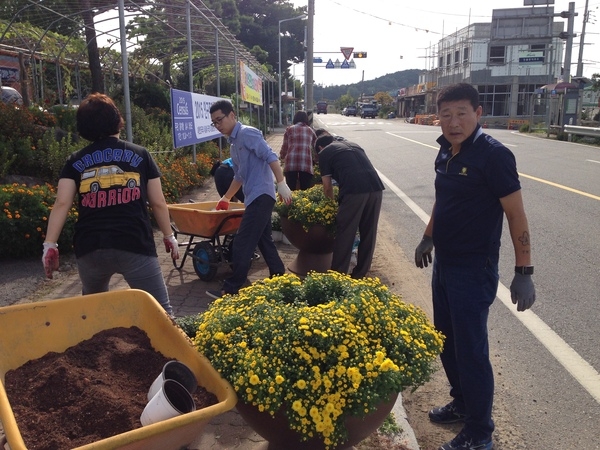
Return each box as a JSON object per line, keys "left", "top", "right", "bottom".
{"left": 192, "top": 241, "right": 218, "bottom": 281}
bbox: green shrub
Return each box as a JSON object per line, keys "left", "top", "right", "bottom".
{"left": 0, "top": 101, "right": 220, "bottom": 259}
{"left": 0, "top": 104, "right": 56, "bottom": 177}
{"left": 35, "top": 130, "right": 83, "bottom": 182}
{"left": 175, "top": 314, "right": 202, "bottom": 338}
{"left": 49, "top": 105, "right": 78, "bottom": 133}
{"left": 0, "top": 183, "right": 77, "bottom": 259}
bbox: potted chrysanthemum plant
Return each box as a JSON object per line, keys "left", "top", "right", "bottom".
{"left": 274, "top": 184, "right": 338, "bottom": 236}
{"left": 273, "top": 185, "right": 339, "bottom": 275}
{"left": 190, "top": 271, "right": 444, "bottom": 450}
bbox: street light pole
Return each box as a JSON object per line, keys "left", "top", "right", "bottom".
{"left": 278, "top": 14, "right": 307, "bottom": 126}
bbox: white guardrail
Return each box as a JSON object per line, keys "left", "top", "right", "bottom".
{"left": 563, "top": 125, "right": 600, "bottom": 139}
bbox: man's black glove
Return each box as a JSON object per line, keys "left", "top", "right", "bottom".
{"left": 510, "top": 273, "right": 536, "bottom": 311}
{"left": 415, "top": 235, "right": 433, "bottom": 268}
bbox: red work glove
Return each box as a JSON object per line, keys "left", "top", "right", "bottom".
{"left": 42, "top": 242, "right": 59, "bottom": 279}
{"left": 216, "top": 196, "right": 230, "bottom": 211}
{"left": 163, "top": 234, "right": 180, "bottom": 260}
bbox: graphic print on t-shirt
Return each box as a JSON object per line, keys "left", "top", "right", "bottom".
{"left": 80, "top": 165, "right": 140, "bottom": 193}
{"left": 79, "top": 165, "right": 141, "bottom": 208}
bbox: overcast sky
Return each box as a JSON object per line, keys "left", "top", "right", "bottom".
{"left": 290, "top": 0, "right": 599, "bottom": 87}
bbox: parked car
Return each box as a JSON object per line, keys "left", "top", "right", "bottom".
{"left": 360, "top": 104, "right": 378, "bottom": 119}
{"left": 1, "top": 86, "right": 23, "bottom": 106}
{"left": 345, "top": 106, "right": 357, "bottom": 116}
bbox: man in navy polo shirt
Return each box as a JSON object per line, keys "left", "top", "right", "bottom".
{"left": 414, "top": 83, "right": 536, "bottom": 450}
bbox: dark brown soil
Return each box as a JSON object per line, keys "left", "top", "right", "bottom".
{"left": 4, "top": 326, "right": 217, "bottom": 450}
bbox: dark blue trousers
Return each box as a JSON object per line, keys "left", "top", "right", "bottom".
{"left": 222, "top": 194, "right": 284, "bottom": 294}
{"left": 431, "top": 258, "right": 499, "bottom": 440}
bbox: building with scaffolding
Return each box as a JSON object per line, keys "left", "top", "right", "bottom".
{"left": 397, "top": 2, "right": 583, "bottom": 128}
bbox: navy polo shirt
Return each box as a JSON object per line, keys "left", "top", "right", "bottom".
{"left": 432, "top": 127, "right": 521, "bottom": 267}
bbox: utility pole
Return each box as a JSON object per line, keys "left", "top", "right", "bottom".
{"left": 306, "top": 0, "right": 314, "bottom": 123}
{"left": 561, "top": 2, "right": 577, "bottom": 83}
{"left": 576, "top": 0, "right": 590, "bottom": 77}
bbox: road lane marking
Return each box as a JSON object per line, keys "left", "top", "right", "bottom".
{"left": 519, "top": 173, "right": 600, "bottom": 201}
{"left": 376, "top": 169, "right": 600, "bottom": 405}
{"left": 387, "top": 132, "right": 439, "bottom": 149}
{"left": 586, "top": 159, "right": 600, "bottom": 164}
{"left": 386, "top": 131, "right": 600, "bottom": 201}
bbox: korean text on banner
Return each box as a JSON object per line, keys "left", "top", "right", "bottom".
{"left": 170, "top": 89, "right": 222, "bottom": 148}
{"left": 239, "top": 61, "right": 263, "bottom": 106}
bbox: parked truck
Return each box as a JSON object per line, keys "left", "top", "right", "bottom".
{"left": 316, "top": 101, "right": 328, "bottom": 114}
{"left": 360, "top": 104, "right": 378, "bottom": 119}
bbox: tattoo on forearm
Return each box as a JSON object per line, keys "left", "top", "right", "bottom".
{"left": 518, "top": 231, "right": 530, "bottom": 247}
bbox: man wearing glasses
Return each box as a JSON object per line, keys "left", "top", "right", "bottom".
{"left": 206, "top": 100, "right": 293, "bottom": 299}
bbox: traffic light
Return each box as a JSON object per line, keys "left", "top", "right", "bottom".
{"left": 353, "top": 52, "right": 367, "bottom": 58}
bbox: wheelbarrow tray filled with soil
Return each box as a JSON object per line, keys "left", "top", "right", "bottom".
{"left": 0, "top": 289, "right": 237, "bottom": 450}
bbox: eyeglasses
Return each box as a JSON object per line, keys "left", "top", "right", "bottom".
{"left": 210, "top": 114, "right": 228, "bottom": 127}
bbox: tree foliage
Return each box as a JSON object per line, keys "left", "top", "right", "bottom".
{"left": 374, "top": 91, "right": 394, "bottom": 106}
{"left": 591, "top": 73, "right": 600, "bottom": 91}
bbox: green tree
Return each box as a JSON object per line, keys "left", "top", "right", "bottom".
{"left": 591, "top": 73, "right": 600, "bottom": 91}
{"left": 374, "top": 91, "right": 394, "bottom": 106}
{"left": 339, "top": 93, "right": 357, "bottom": 109}
{"left": 204, "top": 0, "right": 306, "bottom": 89}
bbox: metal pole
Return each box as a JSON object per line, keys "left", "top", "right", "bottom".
{"left": 278, "top": 20, "right": 282, "bottom": 126}
{"left": 118, "top": 0, "right": 132, "bottom": 142}
{"left": 306, "top": 0, "right": 314, "bottom": 121}
{"left": 186, "top": 0, "right": 196, "bottom": 163}
{"left": 278, "top": 14, "right": 307, "bottom": 126}
{"left": 576, "top": 0, "right": 589, "bottom": 77}
{"left": 563, "top": 2, "right": 576, "bottom": 83}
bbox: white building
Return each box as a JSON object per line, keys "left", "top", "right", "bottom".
{"left": 398, "top": 4, "right": 581, "bottom": 128}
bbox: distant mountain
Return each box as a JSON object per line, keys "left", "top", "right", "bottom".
{"left": 314, "top": 69, "right": 421, "bottom": 101}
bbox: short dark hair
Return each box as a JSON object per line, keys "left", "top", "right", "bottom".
{"left": 315, "top": 134, "right": 334, "bottom": 153}
{"left": 437, "top": 83, "right": 480, "bottom": 111}
{"left": 314, "top": 128, "right": 330, "bottom": 138}
{"left": 292, "top": 111, "right": 309, "bottom": 125}
{"left": 76, "top": 93, "right": 124, "bottom": 141}
{"left": 210, "top": 99, "right": 234, "bottom": 115}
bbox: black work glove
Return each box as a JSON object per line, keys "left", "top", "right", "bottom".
{"left": 510, "top": 273, "right": 536, "bottom": 311}
{"left": 414, "top": 235, "right": 433, "bottom": 268}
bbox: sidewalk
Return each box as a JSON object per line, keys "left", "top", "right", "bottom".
{"left": 6, "top": 127, "right": 420, "bottom": 450}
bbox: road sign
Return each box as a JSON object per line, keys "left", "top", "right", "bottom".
{"left": 313, "top": 57, "right": 323, "bottom": 63}
{"left": 341, "top": 59, "right": 350, "bottom": 69}
{"left": 340, "top": 47, "right": 354, "bottom": 60}
{"left": 325, "top": 59, "right": 334, "bottom": 69}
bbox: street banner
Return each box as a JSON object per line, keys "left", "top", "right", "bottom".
{"left": 239, "top": 61, "right": 263, "bottom": 106}
{"left": 170, "top": 89, "right": 222, "bottom": 148}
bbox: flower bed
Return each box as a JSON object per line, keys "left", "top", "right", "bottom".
{"left": 192, "top": 271, "right": 444, "bottom": 449}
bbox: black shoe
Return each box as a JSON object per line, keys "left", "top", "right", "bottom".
{"left": 429, "top": 401, "right": 467, "bottom": 424}
{"left": 205, "top": 289, "right": 224, "bottom": 300}
{"left": 439, "top": 431, "right": 492, "bottom": 450}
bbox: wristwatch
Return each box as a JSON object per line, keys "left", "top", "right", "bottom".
{"left": 515, "top": 265, "right": 534, "bottom": 275}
